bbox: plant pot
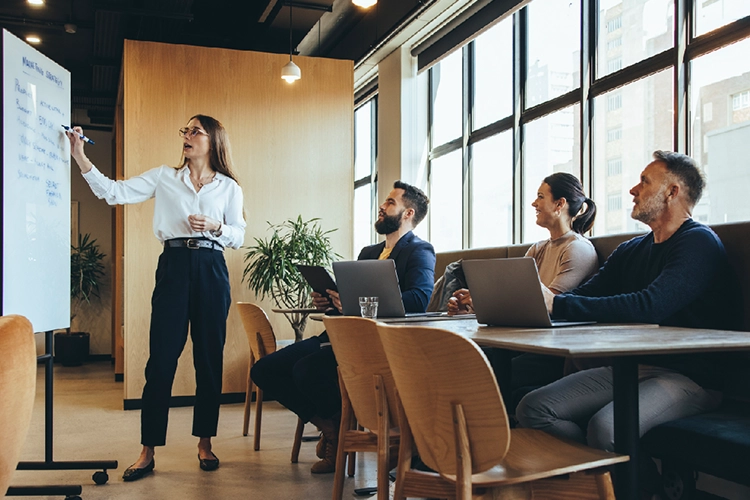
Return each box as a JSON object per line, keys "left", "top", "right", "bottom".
{"left": 54, "top": 332, "right": 90, "bottom": 367}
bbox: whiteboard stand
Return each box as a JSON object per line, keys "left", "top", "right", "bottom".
{"left": 6, "top": 330, "right": 118, "bottom": 499}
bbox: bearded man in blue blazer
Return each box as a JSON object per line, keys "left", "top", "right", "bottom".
{"left": 251, "top": 181, "right": 435, "bottom": 473}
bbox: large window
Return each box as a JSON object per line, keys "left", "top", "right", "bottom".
{"left": 471, "top": 132, "right": 513, "bottom": 247}
{"left": 431, "top": 50, "right": 463, "bottom": 148}
{"left": 526, "top": 0, "right": 580, "bottom": 108}
{"left": 473, "top": 20, "right": 513, "bottom": 130}
{"left": 523, "top": 105, "right": 580, "bottom": 243}
{"left": 593, "top": 70, "right": 673, "bottom": 235}
{"left": 429, "top": 150, "right": 463, "bottom": 251}
{"left": 690, "top": 38, "right": 750, "bottom": 225}
{"left": 425, "top": 0, "right": 750, "bottom": 251}
{"left": 353, "top": 97, "right": 377, "bottom": 253}
{"left": 597, "top": 0, "right": 674, "bottom": 78}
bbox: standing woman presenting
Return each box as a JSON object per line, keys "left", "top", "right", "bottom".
{"left": 66, "top": 115, "right": 245, "bottom": 481}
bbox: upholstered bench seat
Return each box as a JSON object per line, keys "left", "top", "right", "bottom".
{"left": 641, "top": 402, "right": 750, "bottom": 487}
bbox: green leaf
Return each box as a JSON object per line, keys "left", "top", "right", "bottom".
{"left": 71, "top": 233, "right": 106, "bottom": 306}
{"left": 242, "top": 217, "right": 341, "bottom": 317}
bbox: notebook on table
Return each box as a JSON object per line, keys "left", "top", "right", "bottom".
{"left": 331, "top": 259, "right": 450, "bottom": 320}
{"left": 462, "top": 257, "right": 595, "bottom": 328}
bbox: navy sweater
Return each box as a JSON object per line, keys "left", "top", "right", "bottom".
{"left": 553, "top": 219, "right": 741, "bottom": 386}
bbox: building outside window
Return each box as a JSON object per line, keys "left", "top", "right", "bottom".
{"left": 607, "top": 158, "right": 622, "bottom": 176}
{"left": 690, "top": 38, "right": 750, "bottom": 225}
{"left": 353, "top": 97, "right": 377, "bottom": 252}
{"left": 423, "top": 0, "right": 750, "bottom": 251}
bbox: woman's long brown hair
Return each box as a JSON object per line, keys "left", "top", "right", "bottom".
{"left": 177, "top": 114, "right": 240, "bottom": 185}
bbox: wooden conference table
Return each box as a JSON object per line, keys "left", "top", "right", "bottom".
{"left": 380, "top": 318, "right": 750, "bottom": 500}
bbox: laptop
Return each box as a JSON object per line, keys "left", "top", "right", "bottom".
{"left": 462, "top": 257, "right": 595, "bottom": 328}
{"left": 332, "top": 260, "right": 450, "bottom": 320}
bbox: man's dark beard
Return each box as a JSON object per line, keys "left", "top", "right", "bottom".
{"left": 374, "top": 210, "right": 404, "bottom": 235}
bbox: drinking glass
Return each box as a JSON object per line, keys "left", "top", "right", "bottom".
{"left": 359, "top": 296, "right": 379, "bottom": 319}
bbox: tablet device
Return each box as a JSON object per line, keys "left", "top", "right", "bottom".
{"left": 296, "top": 265, "right": 337, "bottom": 298}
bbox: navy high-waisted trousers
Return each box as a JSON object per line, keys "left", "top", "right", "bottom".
{"left": 140, "top": 244, "right": 230, "bottom": 447}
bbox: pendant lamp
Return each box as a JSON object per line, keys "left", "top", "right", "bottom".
{"left": 352, "top": 0, "right": 377, "bottom": 7}
{"left": 281, "top": 4, "right": 301, "bottom": 83}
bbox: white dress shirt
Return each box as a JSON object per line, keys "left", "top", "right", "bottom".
{"left": 82, "top": 164, "right": 246, "bottom": 249}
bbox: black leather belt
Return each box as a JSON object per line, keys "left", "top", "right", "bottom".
{"left": 165, "top": 238, "right": 223, "bottom": 251}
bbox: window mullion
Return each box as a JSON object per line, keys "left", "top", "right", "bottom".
{"left": 371, "top": 98, "right": 378, "bottom": 245}
{"left": 513, "top": 7, "right": 527, "bottom": 245}
{"left": 675, "top": 0, "right": 691, "bottom": 153}
{"left": 463, "top": 44, "right": 472, "bottom": 249}
{"left": 581, "top": 0, "right": 595, "bottom": 209}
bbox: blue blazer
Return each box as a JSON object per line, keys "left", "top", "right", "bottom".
{"left": 357, "top": 231, "right": 436, "bottom": 313}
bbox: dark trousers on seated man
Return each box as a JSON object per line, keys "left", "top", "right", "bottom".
{"left": 251, "top": 332, "right": 339, "bottom": 428}
{"left": 251, "top": 229, "right": 435, "bottom": 474}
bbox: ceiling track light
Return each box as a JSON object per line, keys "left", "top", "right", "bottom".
{"left": 352, "top": 0, "right": 377, "bottom": 8}
{"left": 281, "top": 3, "right": 301, "bottom": 83}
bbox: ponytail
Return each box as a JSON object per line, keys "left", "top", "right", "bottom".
{"left": 572, "top": 197, "right": 597, "bottom": 234}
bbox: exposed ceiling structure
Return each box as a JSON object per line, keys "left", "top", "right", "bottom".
{"left": 1, "top": 0, "right": 429, "bottom": 128}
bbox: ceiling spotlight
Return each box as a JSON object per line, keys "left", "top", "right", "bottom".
{"left": 28, "top": 0, "right": 45, "bottom": 5}
{"left": 352, "top": 0, "right": 377, "bottom": 7}
{"left": 64, "top": 23, "right": 77, "bottom": 34}
{"left": 26, "top": 36, "right": 41, "bottom": 44}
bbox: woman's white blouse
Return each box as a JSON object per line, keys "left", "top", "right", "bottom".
{"left": 82, "top": 165, "right": 246, "bottom": 249}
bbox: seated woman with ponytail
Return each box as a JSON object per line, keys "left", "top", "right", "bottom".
{"left": 448, "top": 172, "right": 598, "bottom": 407}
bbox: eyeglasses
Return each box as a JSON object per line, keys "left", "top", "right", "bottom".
{"left": 178, "top": 127, "right": 208, "bottom": 138}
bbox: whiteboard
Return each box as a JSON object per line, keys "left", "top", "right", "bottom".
{"left": 2, "top": 29, "right": 70, "bottom": 332}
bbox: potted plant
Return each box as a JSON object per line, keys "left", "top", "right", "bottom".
{"left": 243, "top": 216, "right": 340, "bottom": 341}
{"left": 55, "top": 233, "right": 106, "bottom": 366}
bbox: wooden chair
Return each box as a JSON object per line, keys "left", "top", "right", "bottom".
{"left": 237, "top": 302, "right": 305, "bottom": 463}
{"left": 0, "top": 315, "right": 37, "bottom": 494}
{"left": 377, "top": 323, "right": 629, "bottom": 500}
{"left": 323, "top": 316, "right": 400, "bottom": 500}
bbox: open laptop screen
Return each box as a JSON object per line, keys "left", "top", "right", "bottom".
{"left": 332, "top": 260, "right": 407, "bottom": 317}
{"left": 463, "top": 257, "right": 595, "bottom": 328}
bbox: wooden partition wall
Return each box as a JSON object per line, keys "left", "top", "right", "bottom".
{"left": 119, "top": 40, "right": 354, "bottom": 402}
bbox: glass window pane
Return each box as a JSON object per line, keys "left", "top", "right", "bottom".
{"left": 597, "top": 0, "right": 674, "bottom": 78}
{"left": 690, "top": 38, "right": 750, "bottom": 225}
{"left": 470, "top": 132, "right": 513, "bottom": 248}
{"left": 354, "top": 100, "right": 373, "bottom": 180}
{"left": 474, "top": 18, "right": 513, "bottom": 129}
{"left": 431, "top": 50, "right": 463, "bottom": 147}
{"left": 695, "top": 0, "right": 750, "bottom": 37}
{"left": 353, "top": 184, "right": 373, "bottom": 252}
{"left": 592, "top": 69, "right": 674, "bottom": 235}
{"left": 522, "top": 105, "right": 580, "bottom": 243}
{"left": 526, "top": 0, "right": 581, "bottom": 108}
{"left": 429, "top": 150, "right": 463, "bottom": 251}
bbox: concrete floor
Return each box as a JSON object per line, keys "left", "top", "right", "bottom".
{"left": 12, "top": 361, "right": 381, "bottom": 500}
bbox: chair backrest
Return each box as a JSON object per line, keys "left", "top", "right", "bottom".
{"left": 0, "top": 315, "right": 37, "bottom": 493}
{"left": 323, "top": 316, "right": 398, "bottom": 432}
{"left": 377, "top": 323, "right": 511, "bottom": 476}
{"left": 236, "top": 303, "right": 277, "bottom": 359}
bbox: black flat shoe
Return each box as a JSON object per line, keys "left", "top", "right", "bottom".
{"left": 199, "top": 453, "right": 219, "bottom": 471}
{"left": 122, "top": 459, "right": 154, "bottom": 482}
